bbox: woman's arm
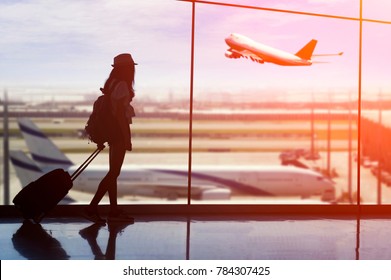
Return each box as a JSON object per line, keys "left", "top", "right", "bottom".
{"left": 111, "top": 81, "right": 132, "bottom": 151}
{"left": 114, "top": 98, "right": 132, "bottom": 151}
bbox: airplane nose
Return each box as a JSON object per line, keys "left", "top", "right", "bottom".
{"left": 225, "top": 33, "right": 235, "bottom": 43}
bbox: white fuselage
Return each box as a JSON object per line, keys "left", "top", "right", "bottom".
{"left": 69, "top": 164, "right": 335, "bottom": 201}
{"left": 12, "top": 118, "right": 334, "bottom": 202}
{"left": 225, "top": 33, "right": 312, "bottom": 66}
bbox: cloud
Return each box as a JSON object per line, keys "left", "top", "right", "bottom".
{"left": 0, "top": 0, "right": 192, "bottom": 89}
{"left": 0, "top": 0, "right": 190, "bottom": 56}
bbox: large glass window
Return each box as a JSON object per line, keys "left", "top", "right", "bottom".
{"left": 361, "top": 19, "right": 391, "bottom": 204}
{"left": 2, "top": 0, "right": 391, "bottom": 207}
{"left": 1, "top": 0, "right": 191, "bottom": 205}
{"left": 190, "top": 1, "right": 359, "bottom": 204}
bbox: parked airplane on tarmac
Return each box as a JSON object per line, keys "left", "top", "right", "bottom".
{"left": 10, "top": 118, "right": 336, "bottom": 201}
{"left": 225, "top": 33, "right": 343, "bottom": 66}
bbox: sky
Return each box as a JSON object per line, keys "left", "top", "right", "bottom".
{"left": 1, "top": 0, "right": 391, "bottom": 102}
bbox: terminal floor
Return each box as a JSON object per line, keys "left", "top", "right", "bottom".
{"left": 2, "top": 215, "right": 391, "bottom": 260}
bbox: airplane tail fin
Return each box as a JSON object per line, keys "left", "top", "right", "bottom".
{"left": 9, "top": 150, "right": 44, "bottom": 186}
{"left": 18, "top": 118, "right": 74, "bottom": 170}
{"left": 295, "top": 39, "right": 317, "bottom": 60}
{"left": 10, "top": 150, "right": 76, "bottom": 204}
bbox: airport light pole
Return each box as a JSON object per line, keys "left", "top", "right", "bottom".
{"left": 3, "top": 89, "right": 10, "bottom": 205}
{"left": 327, "top": 93, "right": 332, "bottom": 177}
{"left": 187, "top": 0, "right": 196, "bottom": 206}
{"left": 348, "top": 91, "right": 353, "bottom": 204}
{"left": 310, "top": 92, "right": 315, "bottom": 157}
{"left": 377, "top": 92, "right": 382, "bottom": 205}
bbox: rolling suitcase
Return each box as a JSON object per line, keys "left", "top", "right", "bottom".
{"left": 13, "top": 148, "right": 102, "bottom": 223}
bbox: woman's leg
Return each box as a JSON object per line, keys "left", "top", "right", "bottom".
{"left": 106, "top": 141, "right": 126, "bottom": 214}
{"left": 105, "top": 141, "right": 134, "bottom": 222}
{"left": 88, "top": 171, "right": 111, "bottom": 211}
{"left": 88, "top": 141, "right": 125, "bottom": 211}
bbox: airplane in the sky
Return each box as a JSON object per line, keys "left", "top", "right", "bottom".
{"left": 10, "top": 118, "right": 336, "bottom": 202}
{"left": 225, "top": 33, "right": 343, "bottom": 66}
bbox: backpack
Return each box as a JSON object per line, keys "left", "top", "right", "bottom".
{"left": 85, "top": 81, "right": 120, "bottom": 149}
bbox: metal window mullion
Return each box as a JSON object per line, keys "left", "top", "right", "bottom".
{"left": 187, "top": 1, "right": 196, "bottom": 205}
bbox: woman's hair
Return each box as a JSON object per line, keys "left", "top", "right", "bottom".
{"left": 102, "top": 64, "right": 135, "bottom": 95}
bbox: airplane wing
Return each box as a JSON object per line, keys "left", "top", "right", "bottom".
{"left": 225, "top": 49, "right": 264, "bottom": 64}
{"left": 241, "top": 51, "right": 265, "bottom": 64}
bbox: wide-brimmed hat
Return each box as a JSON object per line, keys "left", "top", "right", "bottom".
{"left": 112, "top": 53, "right": 137, "bottom": 67}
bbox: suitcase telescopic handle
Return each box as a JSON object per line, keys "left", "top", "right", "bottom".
{"left": 70, "top": 147, "right": 103, "bottom": 181}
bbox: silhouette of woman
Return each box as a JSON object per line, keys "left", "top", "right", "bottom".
{"left": 83, "top": 53, "right": 136, "bottom": 224}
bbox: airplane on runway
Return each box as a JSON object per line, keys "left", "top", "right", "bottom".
{"left": 10, "top": 118, "right": 336, "bottom": 201}
{"left": 224, "top": 33, "right": 343, "bottom": 66}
